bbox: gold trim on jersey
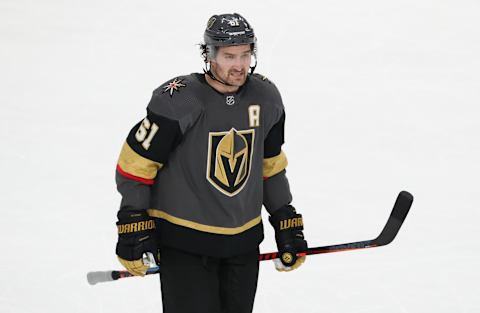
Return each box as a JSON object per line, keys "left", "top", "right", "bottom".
{"left": 147, "top": 209, "right": 262, "bottom": 235}
{"left": 117, "top": 142, "right": 163, "bottom": 179}
{"left": 263, "top": 150, "right": 288, "bottom": 178}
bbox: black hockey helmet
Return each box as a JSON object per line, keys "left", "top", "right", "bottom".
{"left": 204, "top": 13, "right": 256, "bottom": 47}
{"left": 201, "top": 13, "right": 258, "bottom": 82}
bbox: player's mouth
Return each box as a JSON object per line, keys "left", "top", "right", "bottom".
{"left": 229, "top": 70, "right": 245, "bottom": 78}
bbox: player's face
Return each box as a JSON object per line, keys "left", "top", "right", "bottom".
{"left": 211, "top": 45, "right": 252, "bottom": 87}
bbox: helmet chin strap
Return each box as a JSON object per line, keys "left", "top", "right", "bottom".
{"left": 204, "top": 64, "right": 235, "bottom": 87}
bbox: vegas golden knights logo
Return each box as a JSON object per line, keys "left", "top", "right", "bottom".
{"left": 206, "top": 128, "right": 255, "bottom": 197}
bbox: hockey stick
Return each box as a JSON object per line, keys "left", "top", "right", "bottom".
{"left": 87, "top": 191, "right": 413, "bottom": 285}
{"left": 260, "top": 190, "right": 413, "bottom": 260}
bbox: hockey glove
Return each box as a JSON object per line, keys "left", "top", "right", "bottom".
{"left": 269, "top": 205, "right": 308, "bottom": 272}
{"left": 116, "top": 210, "right": 159, "bottom": 276}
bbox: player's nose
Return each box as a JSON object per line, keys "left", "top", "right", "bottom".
{"left": 234, "top": 56, "right": 248, "bottom": 69}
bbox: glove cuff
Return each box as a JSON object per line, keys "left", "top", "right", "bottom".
{"left": 116, "top": 209, "right": 156, "bottom": 234}
{"left": 116, "top": 209, "right": 158, "bottom": 262}
{"left": 269, "top": 205, "right": 304, "bottom": 232}
{"left": 269, "top": 205, "right": 308, "bottom": 267}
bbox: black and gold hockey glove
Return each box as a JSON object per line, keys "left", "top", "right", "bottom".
{"left": 116, "top": 210, "right": 159, "bottom": 276}
{"left": 269, "top": 205, "right": 308, "bottom": 272}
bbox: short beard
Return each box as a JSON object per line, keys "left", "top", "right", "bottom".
{"left": 211, "top": 65, "right": 247, "bottom": 87}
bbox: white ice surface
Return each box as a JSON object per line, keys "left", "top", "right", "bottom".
{"left": 1, "top": 0, "right": 480, "bottom": 312}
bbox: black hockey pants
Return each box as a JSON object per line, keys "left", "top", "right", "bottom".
{"left": 159, "top": 246, "right": 260, "bottom": 313}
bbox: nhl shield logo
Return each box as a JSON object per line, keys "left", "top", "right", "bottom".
{"left": 225, "top": 95, "right": 235, "bottom": 105}
{"left": 206, "top": 128, "right": 255, "bottom": 197}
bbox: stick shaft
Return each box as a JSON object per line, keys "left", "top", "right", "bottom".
{"left": 87, "top": 191, "right": 413, "bottom": 284}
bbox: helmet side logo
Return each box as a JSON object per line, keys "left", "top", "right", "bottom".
{"left": 207, "top": 17, "right": 216, "bottom": 30}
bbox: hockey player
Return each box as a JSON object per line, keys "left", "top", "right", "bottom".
{"left": 114, "top": 13, "right": 308, "bottom": 313}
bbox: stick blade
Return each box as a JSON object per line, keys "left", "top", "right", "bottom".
{"left": 373, "top": 190, "right": 413, "bottom": 246}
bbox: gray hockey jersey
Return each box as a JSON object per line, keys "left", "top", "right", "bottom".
{"left": 116, "top": 73, "right": 293, "bottom": 257}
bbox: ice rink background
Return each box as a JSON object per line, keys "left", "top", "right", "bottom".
{"left": 1, "top": 0, "right": 479, "bottom": 312}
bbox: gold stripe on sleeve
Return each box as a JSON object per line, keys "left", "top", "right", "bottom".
{"left": 147, "top": 209, "right": 262, "bottom": 235}
{"left": 263, "top": 150, "right": 288, "bottom": 178}
{"left": 117, "top": 142, "right": 163, "bottom": 180}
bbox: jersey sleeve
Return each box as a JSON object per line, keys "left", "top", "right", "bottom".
{"left": 263, "top": 111, "right": 287, "bottom": 178}
{"left": 261, "top": 81, "right": 293, "bottom": 214}
{"left": 116, "top": 108, "right": 183, "bottom": 186}
{"left": 116, "top": 75, "right": 202, "bottom": 212}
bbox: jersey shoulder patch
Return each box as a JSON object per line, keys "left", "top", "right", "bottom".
{"left": 249, "top": 73, "right": 285, "bottom": 135}
{"left": 148, "top": 74, "right": 203, "bottom": 133}
{"left": 252, "top": 73, "right": 272, "bottom": 84}
{"left": 161, "top": 77, "right": 187, "bottom": 96}
{"left": 250, "top": 73, "right": 283, "bottom": 111}
{"left": 250, "top": 73, "right": 280, "bottom": 97}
